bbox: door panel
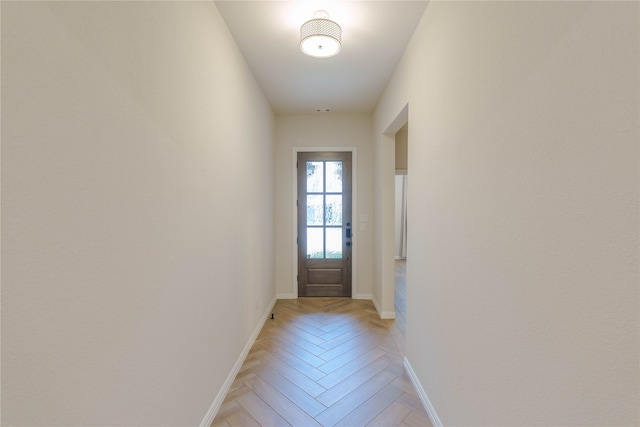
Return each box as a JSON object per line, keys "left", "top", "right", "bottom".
{"left": 298, "top": 152, "right": 352, "bottom": 297}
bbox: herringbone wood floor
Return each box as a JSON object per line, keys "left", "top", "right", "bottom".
{"left": 211, "top": 297, "right": 432, "bottom": 427}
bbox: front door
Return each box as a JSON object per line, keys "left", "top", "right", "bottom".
{"left": 297, "top": 152, "right": 352, "bottom": 297}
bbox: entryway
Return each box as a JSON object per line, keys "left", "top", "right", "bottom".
{"left": 297, "top": 151, "right": 353, "bottom": 297}
{"left": 394, "top": 122, "right": 408, "bottom": 335}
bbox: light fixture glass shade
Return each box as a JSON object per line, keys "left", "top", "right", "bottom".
{"left": 300, "top": 13, "right": 341, "bottom": 58}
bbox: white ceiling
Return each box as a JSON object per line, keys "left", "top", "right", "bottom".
{"left": 214, "top": 1, "right": 429, "bottom": 114}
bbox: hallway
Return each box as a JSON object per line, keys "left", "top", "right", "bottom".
{"left": 3, "top": 2, "right": 637, "bottom": 425}
{"left": 211, "top": 298, "right": 431, "bottom": 427}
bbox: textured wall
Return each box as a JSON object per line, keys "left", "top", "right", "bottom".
{"left": 2, "top": 2, "right": 274, "bottom": 425}
{"left": 374, "top": 1, "right": 639, "bottom": 425}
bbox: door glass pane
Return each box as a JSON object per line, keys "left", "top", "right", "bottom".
{"left": 326, "top": 228, "right": 342, "bottom": 259}
{"left": 306, "top": 228, "right": 324, "bottom": 259}
{"left": 326, "top": 161, "right": 342, "bottom": 193}
{"left": 325, "top": 195, "right": 342, "bottom": 226}
{"left": 307, "top": 161, "right": 324, "bottom": 193}
{"left": 307, "top": 195, "right": 323, "bottom": 225}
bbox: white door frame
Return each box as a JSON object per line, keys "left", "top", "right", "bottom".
{"left": 379, "top": 104, "right": 408, "bottom": 317}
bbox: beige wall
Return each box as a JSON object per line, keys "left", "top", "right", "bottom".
{"left": 395, "top": 124, "right": 408, "bottom": 172}
{"left": 274, "top": 115, "right": 374, "bottom": 300}
{"left": 375, "top": 1, "right": 639, "bottom": 425}
{"left": 1, "top": 2, "right": 275, "bottom": 425}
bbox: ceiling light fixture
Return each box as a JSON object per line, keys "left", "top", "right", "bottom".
{"left": 300, "top": 10, "right": 341, "bottom": 58}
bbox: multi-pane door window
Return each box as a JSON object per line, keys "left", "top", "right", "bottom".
{"left": 306, "top": 161, "right": 343, "bottom": 259}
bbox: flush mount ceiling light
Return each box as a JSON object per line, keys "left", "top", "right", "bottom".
{"left": 300, "top": 10, "right": 341, "bottom": 58}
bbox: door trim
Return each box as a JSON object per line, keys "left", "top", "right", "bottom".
{"left": 292, "top": 147, "right": 358, "bottom": 299}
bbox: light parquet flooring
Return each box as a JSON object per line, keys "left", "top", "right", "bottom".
{"left": 212, "top": 298, "right": 432, "bottom": 427}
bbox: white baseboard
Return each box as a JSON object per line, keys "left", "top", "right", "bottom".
{"left": 276, "top": 293, "right": 296, "bottom": 299}
{"left": 200, "top": 296, "right": 277, "bottom": 427}
{"left": 277, "top": 293, "right": 374, "bottom": 300}
{"left": 404, "top": 357, "right": 443, "bottom": 427}
{"left": 371, "top": 295, "right": 382, "bottom": 315}
{"left": 371, "top": 295, "right": 396, "bottom": 319}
